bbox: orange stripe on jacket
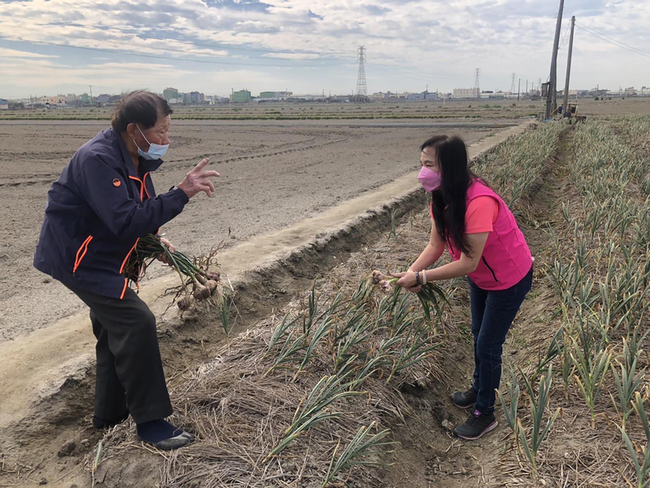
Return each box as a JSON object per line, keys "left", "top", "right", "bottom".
{"left": 142, "top": 172, "right": 151, "bottom": 200}
{"left": 73, "top": 235, "right": 93, "bottom": 273}
{"left": 119, "top": 238, "right": 140, "bottom": 274}
{"left": 128, "top": 175, "right": 145, "bottom": 202}
{"left": 120, "top": 278, "right": 128, "bottom": 299}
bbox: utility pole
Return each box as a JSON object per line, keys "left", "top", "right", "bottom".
{"left": 562, "top": 16, "right": 576, "bottom": 117}
{"left": 89, "top": 85, "right": 93, "bottom": 105}
{"left": 526, "top": 80, "right": 529, "bottom": 96}
{"left": 545, "top": 0, "right": 564, "bottom": 118}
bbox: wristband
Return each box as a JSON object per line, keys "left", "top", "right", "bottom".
{"left": 421, "top": 270, "right": 427, "bottom": 285}
{"left": 415, "top": 271, "right": 421, "bottom": 286}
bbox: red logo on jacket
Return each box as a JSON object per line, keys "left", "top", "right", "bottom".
{"left": 112, "top": 178, "right": 122, "bottom": 187}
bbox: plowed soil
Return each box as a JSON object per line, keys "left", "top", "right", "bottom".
{"left": 0, "top": 119, "right": 502, "bottom": 342}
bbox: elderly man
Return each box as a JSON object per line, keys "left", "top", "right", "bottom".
{"left": 34, "top": 91, "right": 218, "bottom": 450}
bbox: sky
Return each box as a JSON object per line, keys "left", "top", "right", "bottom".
{"left": 0, "top": 0, "right": 648, "bottom": 99}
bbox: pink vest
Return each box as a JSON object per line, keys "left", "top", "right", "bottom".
{"left": 444, "top": 180, "right": 533, "bottom": 290}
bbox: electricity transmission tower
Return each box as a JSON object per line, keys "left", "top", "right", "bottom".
{"left": 510, "top": 73, "right": 516, "bottom": 93}
{"left": 474, "top": 68, "right": 480, "bottom": 89}
{"left": 356, "top": 46, "right": 367, "bottom": 96}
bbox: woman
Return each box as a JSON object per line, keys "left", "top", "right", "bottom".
{"left": 34, "top": 91, "right": 219, "bottom": 450}
{"left": 393, "top": 135, "right": 533, "bottom": 440}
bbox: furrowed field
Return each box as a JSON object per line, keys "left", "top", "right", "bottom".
{"left": 0, "top": 118, "right": 498, "bottom": 342}
{"left": 0, "top": 107, "right": 649, "bottom": 487}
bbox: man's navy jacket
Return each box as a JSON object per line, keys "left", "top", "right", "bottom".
{"left": 34, "top": 128, "right": 189, "bottom": 299}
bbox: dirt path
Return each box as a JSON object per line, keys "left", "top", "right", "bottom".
{"left": 0, "top": 121, "right": 536, "bottom": 488}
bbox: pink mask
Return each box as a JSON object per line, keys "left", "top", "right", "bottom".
{"left": 418, "top": 166, "right": 442, "bottom": 192}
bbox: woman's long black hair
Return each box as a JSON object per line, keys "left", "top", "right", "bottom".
{"left": 421, "top": 135, "right": 478, "bottom": 256}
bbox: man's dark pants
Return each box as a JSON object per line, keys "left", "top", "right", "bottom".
{"left": 468, "top": 266, "right": 533, "bottom": 415}
{"left": 66, "top": 285, "right": 173, "bottom": 424}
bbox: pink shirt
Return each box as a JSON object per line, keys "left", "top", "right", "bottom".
{"left": 429, "top": 196, "right": 498, "bottom": 234}
{"left": 431, "top": 180, "right": 533, "bottom": 290}
{"left": 465, "top": 196, "right": 498, "bottom": 234}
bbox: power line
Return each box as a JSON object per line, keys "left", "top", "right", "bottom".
{"left": 576, "top": 21, "right": 650, "bottom": 55}
{"left": 575, "top": 21, "right": 650, "bottom": 58}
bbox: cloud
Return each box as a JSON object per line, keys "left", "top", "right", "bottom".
{"left": 364, "top": 5, "right": 391, "bottom": 15}
{"left": 307, "top": 10, "right": 322, "bottom": 20}
{"left": 202, "top": 0, "right": 272, "bottom": 13}
{"left": 0, "top": 0, "right": 648, "bottom": 97}
{"left": 264, "top": 52, "right": 319, "bottom": 60}
{"left": 0, "top": 47, "right": 57, "bottom": 58}
{"left": 0, "top": 56, "right": 191, "bottom": 87}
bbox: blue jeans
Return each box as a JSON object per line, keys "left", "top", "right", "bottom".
{"left": 469, "top": 266, "right": 533, "bottom": 414}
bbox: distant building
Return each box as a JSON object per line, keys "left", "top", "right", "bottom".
{"left": 452, "top": 88, "right": 481, "bottom": 99}
{"left": 624, "top": 86, "right": 638, "bottom": 96}
{"left": 163, "top": 87, "right": 179, "bottom": 101}
{"left": 0, "top": 99, "right": 8, "bottom": 110}
{"left": 46, "top": 95, "right": 66, "bottom": 106}
{"left": 259, "top": 91, "right": 292, "bottom": 100}
{"left": 79, "top": 93, "right": 91, "bottom": 104}
{"left": 96, "top": 94, "right": 111, "bottom": 105}
{"left": 406, "top": 91, "right": 438, "bottom": 101}
{"left": 206, "top": 95, "right": 229, "bottom": 104}
{"left": 190, "top": 91, "right": 204, "bottom": 104}
{"left": 370, "top": 91, "right": 405, "bottom": 100}
{"left": 231, "top": 89, "right": 252, "bottom": 103}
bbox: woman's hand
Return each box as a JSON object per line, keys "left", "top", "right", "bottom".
{"left": 178, "top": 158, "right": 220, "bottom": 198}
{"left": 158, "top": 237, "right": 176, "bottom": 265}
{"left": 391, "top": 271, "right": 422, "bottom": 293}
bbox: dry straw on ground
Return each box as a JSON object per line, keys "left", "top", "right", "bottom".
{"left": 100, "top": 275, "right": 449, "bottom": 487}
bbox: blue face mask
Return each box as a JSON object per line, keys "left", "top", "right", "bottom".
{"left": 134, "top": 125, "right": 169, "bottom": 161}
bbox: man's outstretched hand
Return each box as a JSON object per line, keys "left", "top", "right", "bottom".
{"left": 178, "top": 158, "right": 220, "bottom": 198}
